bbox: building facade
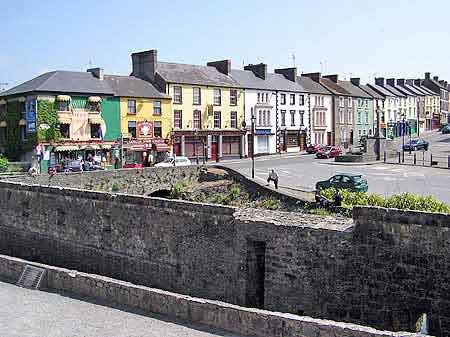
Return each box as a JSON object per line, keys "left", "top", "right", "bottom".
{"left": 422, "top": 72, "right": 449, "bottom": 126}
{"left": 359, "top": 85, "right": 384, "bottom": 137}
{"left": 385, "top": 79, "right": 418, "bottom": 135}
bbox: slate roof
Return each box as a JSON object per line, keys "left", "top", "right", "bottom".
{"left": 319, "top": 78, "right": 351, "bottom": 96}
{"left": 296, "top": 76, "right": 331, "bottom": 95}
{"left": 265, "top": 73, "right": 307, "bottom": 92}
{"left": 0, "top": 71, "right": 115, "bottom": 97}
{"left": 390, "top": 84, "right": 415, "bottom": 97}
{"left": 338, "top": 81, "right": 372, "bottom": 98}
{"left": 400, "top": 83, "right": 424, "bottom": 96}
{"left": 156, "top": 62, "right": 241, "bottom": 88}
{"left": 367, "top": 84, "right": 396, "bottom": 97}
{"left": 416, "top": 83, "right": 440, "bottom": 96}
{"left": 383, "top": 84, "right": 406, "bottom": 97}
{"left": 104, "top": 75, "right": 169, "bottom": 99}
{"left": 230, "top": 69, "right": 270, "bottom": 90}
{"left": 360, "top": 85, "right": 384, "bottom": 99}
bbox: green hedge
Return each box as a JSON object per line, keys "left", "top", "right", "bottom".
{"left": 0, "top": 155, "right": 8, "bottom": 172}
{"left": 320, "top": 188, "right": 450, "bottom": 214}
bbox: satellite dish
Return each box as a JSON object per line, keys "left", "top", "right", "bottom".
{"left": 39, "top": 124, "right": 50, "bottom": 130}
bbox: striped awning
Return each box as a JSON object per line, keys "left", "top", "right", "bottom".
{"left": 88, "top": 96, "right": 102, "bottom": 103}
{"left": 18, "top": 119, "right": 26, "bottom": 126}
{"left": 54, "top": 145, "right": 80, "bottom": 152}
{"left": 57, "top": 95, "right": 71, "bottom": 101}
{"left": 58, "top": 116, "right": 72, "bottom": 124}
{"left": 100, "top": 144, "right": 112, "bottom": 149}
{"left": 89, "top": 117, "right": 103, "bottom": 124}
{"left": 80, "top": 144, "right": 100, "bottom": 150}
{"left": 0, "top": 121, "right": 6, "bottom": 128}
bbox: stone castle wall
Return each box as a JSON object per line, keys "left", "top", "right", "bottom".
{"left": 0, "top": 180, "right": 448, "bottom": 335}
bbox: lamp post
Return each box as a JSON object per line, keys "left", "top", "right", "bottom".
{"left": 401, "top": 115, "right": 406, "bottom": 163}
{"left": 194, "top": 129, "right": 199, "bottom": 165}
{"left": 251, "top": 108, "right": 256, "bottom": 179}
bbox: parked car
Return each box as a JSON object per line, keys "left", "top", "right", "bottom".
{"left": 442, "top": 125, "right": 450, "bottom": 134}
{"left": 403, "top": 139, "right": 429, "bottom": 151}
{"left": 155, "top": 156, "right": 192, "bottom": 167}
{"left": 67, "top": 160, "right": 84, "bottom": 172}
{"left": 123, "top": 161, "right": 144, "bottom": 169}
{"left": 439, "top": 123, "right": 448, "bottom": 131}
{"left": 316, "top": 173, "right": 368, "bottom": 192}
{"left": 316, "top": 146, "right": 342, "bottom": 159}
{"left": 306, "top": 144, "right": 326, "bottom": 154}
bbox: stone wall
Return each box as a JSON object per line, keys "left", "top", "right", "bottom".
{"left": 0, "top": 180, "right": 448, "bottom": 335}
{"left": 0, "top": 255, "right": 424, "bottom": 337}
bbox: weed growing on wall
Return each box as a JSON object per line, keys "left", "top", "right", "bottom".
{"left": 0, "top": 155, "right": 9, "bottom": 172}
{"left": 37, "top": 100, "right": 61, "bottom": 142}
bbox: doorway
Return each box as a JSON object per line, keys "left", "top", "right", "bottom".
{"left": 245, "top": 240, "right": 266, "bottom": 309}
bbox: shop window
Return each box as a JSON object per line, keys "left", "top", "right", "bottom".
{"left": 174, "top": 110, "right": 182, "bottom": 128}
{"left": 128, "top": 121, "right": 137, "bottom": 138}
{"left": 128, "top": 100, "right": 136, "bottom": 115}
{"left": 214, "top": 111, "right": 221, "bottom": 128}
{"left": 90, "top": 124, "right": 101, "bottom": 139}
{"left": 154, "top": 121, "right": 162, "bottom": 138}
{"left": 230, "top": 90, "right": 237, "bottom": 106}
{"left": 193, "top": 87, "right": 201, "bottom": 105}
{"left": 153, "top": 101, "right": 161, "bottom": 115}
{"left": 230, "top": 111, "right": 238, "bottom": 128}
{"left": 174, "top": 86, "right": 182, "bottom": 104}
{"left": 59, "top": 100, "right": 70, "bottom": 112}
{"left": 193, "top": 110, "right": 201, "bottom": 129}
{"left": 60, "top": 123, "right": 70, "bottom": 139}
{"left": 214, "top": 89, "right": 221, "bottom": 106}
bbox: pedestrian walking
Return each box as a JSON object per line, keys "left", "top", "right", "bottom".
{"left": 267, "top": 169, "right": 279, "bottom": 189}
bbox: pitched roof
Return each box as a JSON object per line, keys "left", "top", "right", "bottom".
{"left": 391, "top": 84, "right": 415, "bottom": 97}
{"left": 319, "top": 78, "right": 351, "bottom": 95}
{"left": 230, "top": 69, "right": 270, "bottom": 90}
{"left": 0, "top": 71, "right": 115, "bottom": 97}
{"left": 383, "top": 84, "right": 406, "bottom": 97}
{"left": 400, "top": 83, "right": 424, "bottom": 96}
{"left": 156, "top": 62, "right": 241, "bottom": 88}
{"left": 417, "top": 83, "right": 440, "bottom": 95}
{"left": 359, "top": 85, "right": 383, "bottom": 99}
{"left": 296, "top": 76, "right": 331, "bottom": 95}
{"left": 265, "top": 73, "right": 306, "bottom": 92}
{"left": 367, "top": 83, "right": 396, "bottom": 97}
{"left": 104, "top": 75, "right": 169, "bottom": 99}
{"left": 338, "top": 81, "right": 372, "bottom": 98}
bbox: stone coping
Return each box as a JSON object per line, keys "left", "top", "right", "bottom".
{"left": 0, "top": 254, "right": 429, "bottom": 337}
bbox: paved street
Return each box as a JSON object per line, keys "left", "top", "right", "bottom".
{"left": 221, "top": 131, "right": 450, "bottom": 204}
{"left": 0, "top": 281, "right": 239, "bottom": 337}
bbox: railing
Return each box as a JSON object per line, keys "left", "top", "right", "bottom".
{"left": 384, "top": 150, "right": 450, "bottom": 169}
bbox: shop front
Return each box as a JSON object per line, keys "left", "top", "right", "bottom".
{"left": 432, "top": 113, "right": 441, "bottom": 129}
{"left": 279, "top": 129, "right": 307, "bottom": 152}
{"left": 254, "top": 129, "right": 274, "bottom": 155}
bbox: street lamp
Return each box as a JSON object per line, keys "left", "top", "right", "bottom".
{"left": 401, "top": 115, "right": 406, "bottom": 163}
{"left": 251, "top": 108, "right": 256, "bottom": 179}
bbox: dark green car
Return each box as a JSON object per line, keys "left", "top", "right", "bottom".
{"left": 316, "top": 173, "right": 368, "bottom": 192}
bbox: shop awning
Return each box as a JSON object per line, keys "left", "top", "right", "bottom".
{"left": 100, "top": 144, "right": 112, "bottom": 149}
{"left": 255, "top": 129, "right": 274, "bottom": 135}
{"left": 88, "top": 96, "right": 102, "bottom": 103}
{"left": 152, "top": 142, "right": 170, "bottom": 152}
{"left": 0, "top": 121, "right": 7, "bottom": 128}
{"left": 54, "top": 145, "right": 80, "bottom": 152}
{"left": 58, "top": 116, "right": 72, "bottom": 124}
{"left": 57, "top": 95, "right": 71, "bottom": 102}
{"left": 89, "top": 117, "right": 103, "bottom": 125}
{"left": 18, "top": 119, "right": 26, "bottom": 126}
{"left": 80, "top": 144, "right": 100, "bottom": 150}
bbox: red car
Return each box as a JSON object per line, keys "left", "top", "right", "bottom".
{"left": 123, "top": 161, "right": 144, "bottom": 169}
{"left": 316, "top": 146, "right": 342, "bottom": 159}
{"left": 306, "top": 144, "right": 326, "bottom": 154}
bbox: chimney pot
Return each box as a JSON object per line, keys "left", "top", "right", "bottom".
{"left": 244, "top": 63, "right": 267, "bottom": 80}
{"left": 131, "top": 49, "right": 157, "bottom": 81}
{"left": 375, "top": 78, "right": 385, "bottom": 86}
{"left": 425, "top": 72, "right": 431, "bottom": 80}
{"left": 274, "top": 67, "right": 298, "bottom": 82}
{"left": 386, "top": 78, "right": 395, "bottom": 86}
{"left": 434, "top": 76, "right": 439, "bottom": 81}
{"left": 397, "top": 79, "right": 405, "bottom": 86}
{"left": 350, "top": 78, "right": 360, "bottom": 86}
{"left": 207, "top": 60, "right": 231, "bottom": 76}
{"left": 406, "top": 79, "right": 414, "bottom": 86}
{"left": 302, "top": 72, "right": 321, "bottom": 83}
{"left": 414, "top": 79, "right": 422, "bottom": 87}
{"left": 87, "top": 67, "right": 104, "bottom": 80}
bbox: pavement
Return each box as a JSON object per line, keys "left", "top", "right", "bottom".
{"left": 0, "top": 281, "right": 239, "bottom": 337}
{"left": 220, "top": 131, "right": 450, "bottom": 204}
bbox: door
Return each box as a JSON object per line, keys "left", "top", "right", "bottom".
{"left": 211, "top": 143, "right": 217, "bottom": 161}
{"left": 245, "top": 240, "right": 266, "bottom": 309}
{"left": 327, "top": 132, "right": 332, "bottom": 146}
{"left": 257, "top": 136, "right": 269, "bottom": 154}
{"left": 299, "top": 133, "right": 307, "bottom": 150}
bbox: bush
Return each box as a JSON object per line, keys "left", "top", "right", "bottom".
{"left": 0, "top": 155, "right": 9, "bottom": 173}
{"left": 309, "top": 207, "right": 332, "bottom": 216}
{"left": 170, "top": 177, "right": 193, "bottom": 199}
{"left": 111, "top": 182, "right": 120, "bottom": 192}
{"left": 256, "top": 197, "right": 281, "bottom": 210}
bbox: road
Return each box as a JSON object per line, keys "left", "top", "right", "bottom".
{"left": 0, "top": 281, "right": 239, "bottom": 337}
{"left": 221, "top": 131, "right": 450, "bottom": 204}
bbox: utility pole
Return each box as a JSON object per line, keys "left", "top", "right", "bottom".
{"left": 251, "top": 108, "right": 256, "bottom": 179}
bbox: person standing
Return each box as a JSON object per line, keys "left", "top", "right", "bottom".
{"left": 267, "top": 169, "right": 279, "bottom": 189}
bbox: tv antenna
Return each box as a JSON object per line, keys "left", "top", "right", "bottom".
{"left": 290, "top": 53, "right": 296, "bottom": 67}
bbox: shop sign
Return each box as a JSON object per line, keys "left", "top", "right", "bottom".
{"left": 26, "top": 97, "right": 37, "bottom": 133}
{"left": 137, "top": 121, "right": 153, "bottom": 139}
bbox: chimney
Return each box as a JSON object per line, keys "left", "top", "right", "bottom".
{"left": 350, "top": 77, "right": 360, "bottom": 86}
{"left": 424, "top": 72, "right": 431, "bottom": 80}
{"left": 414, "top": 79, "right": 422, "bottom": 87}
{"left": 375, "top": 77, "right": 385, "bottom": 86}
{"left": 386, "top": 78, "right": 395, "bottom": 86}
{"left": 131, "top": 49, "right": 157, "bottom": 81}
{"left": 87, "top": 67, "right": 104, "bottom": 80}
{"left": 274, "top": 67, "right": 297, "bottom": 82}
{"left": 244, "top": 63, "right": 267, "bottom": 80}
{"left": 406, "top": 79, "right": 414, "bottom": 86}
{"left": 303, "top": 72, "right": 321, "bottom": 83}
{"left": 397, "top": 79, "right": 405, "bottom": 86}
{"left": 323, "top": 74, "right": 338, "bottom": 83}
{"left": 434, "top": 76, "right": 439, "bottom": 81}
{"left": 207, "top": 60, "right": 231, "bottom": 75}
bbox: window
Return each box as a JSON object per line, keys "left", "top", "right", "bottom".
{"left": 348, "top": 109, "right": 353, "bottom": 124}
{"left": 90, "top": 124, "right": 101, "bottom": 139}
{"left": 321, "top": 96, "right": 324, "bottom": 106}
{"left": 214, "top": 89, "right": 221, "bottom": 106}
{"left": 127, "top": 100, "right": 136, "bottom": 115}
{"left": 174, "top": 110, "right": 182, "bottom": 128}
{"left": 315, "top": 110, "right": 326, "bottom": 126}
{"left": 230, "top": 89, "right": 237, "bottom": 106}
{"left": 60, "top": 124, "right": 70, "bottom": 139}
{"left": 365, "top": 99, "right": 369, "bottom": 107}
{"left": 193, "top": 110, "right": 201, "bottom": 129}
{"left": 18, "top": 101, "right": 26, "bottom": 115}
{"left": 257, "top": 93, "right": 261, "bottom": 103}
{"left": 230, "top": 111, "right": 238, "bottom": 128}
{"left": 280, "top": 93, "right": 286, "bottom": 105}
{"left": 348, "top": 97, "right": 352, "bottom": 107}
{"left": 281, "top": 110, "right": 286, "bottom": 126}
{"left": 174, "top": 86, "right": 182, "bottom": 104}
{"left": 299, "top": 94, "right": 305, "bottom": 105}
{"left": 290, "top": 110, "right": 295, "bottom": 126}
{"left": 358, "top": 99, "right": 362, "bottom": 107}
{"left": 339, "top": 97, "right": 345, "bottom": 107}
{"left": 193, "top": 87, "right": 201, "bottom": 105}
{"left": 154, "top": 121, "right": 162, "bottom": 138}
{"left": 290, "top": 94, "right": 295, "bottom": 105}
{"left": 89, "top": 102, "right": 100, "bottom": 112}
{"left": 214, "top": 111, "right": 221, "bottom": 128}
{"left": 153, "top": 101, "right": 161, "bottom": 115}
{"left": 128, "top": 121, "right": 136, "bottom": 138}
{"left": 258, "top": 110, "right": 263, "bottom": 126}
{"left": 299, "top": 111, "right": 304, "bottom": 126}
{"left": 59, "top": 100, "right": 70, "bottom": 112}
{"left": 357, "top": 112, "right": 362, "bottom": 124}
{"left": 339, "top": 109, "right": 345, "bottom": 124}
{"left": 265, "top": 93, "right": 269, "bottom": 102}
{"left": 365, "top": 112, "right": 369, "bottom": 124}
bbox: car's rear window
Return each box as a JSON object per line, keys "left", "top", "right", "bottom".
{"left": 352, "top": 175, "right": 364, "bottom": 183}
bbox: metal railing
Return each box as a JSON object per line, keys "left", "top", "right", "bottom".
{"left": 384, "top": 150, "right": 450, "bottom": 169}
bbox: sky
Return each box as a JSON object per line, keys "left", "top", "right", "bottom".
{"left": 1, "top": 0, "right": 450, "bottom": 89}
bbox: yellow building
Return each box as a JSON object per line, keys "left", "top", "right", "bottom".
{"left": 130, "top": 50, "right": 246, "bottom": 161}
